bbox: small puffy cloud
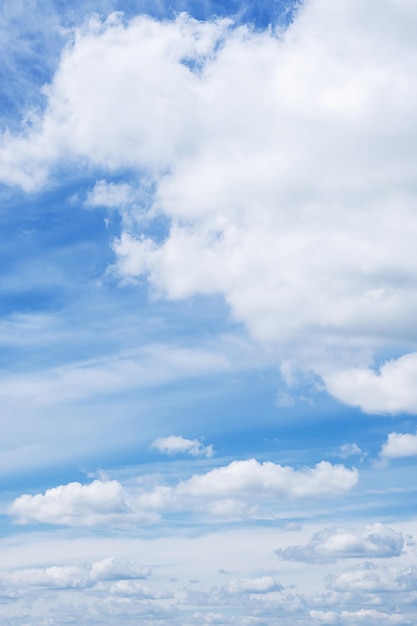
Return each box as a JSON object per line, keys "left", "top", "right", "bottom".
{"left": 151, "top": 434, "right": 214, "bottom": 458}
{"left": 380, "top": 431, "right": 417, "bottom": 459}
{"left": 324, "top": 354, "right": 417, "bottom": 414}
{"left": 8, "top": 480, "right": 144, "bottom": 526}
{"left": 277, "top": 524, "right": 404, "bottom": 563}
{"left": 338, "top": 443, "right": 363, "bottom": 458}
{"left": 224, "top": 576, "right": 282, "bottom": 594}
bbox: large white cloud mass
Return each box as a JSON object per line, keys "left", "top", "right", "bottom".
{"left": 2, "top": 0, "right": 417, "bottom": 412}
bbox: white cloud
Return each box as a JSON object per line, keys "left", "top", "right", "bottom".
{"left": 1, "top": 1, "right": 417, "bottom": 410}
{"left": 173, "top": 459, "right": 358, "bottom": 500}
{"left": 108, "top": 579, "right": 171, "bottom": 598}
{"left": 137, "top": 459, "right": 358, "bottom": 520}
{"left": 89, "top": 557, "right": 151, "bottom": 581}
{"left": 8, "top": 479, "right": 141, "bottom": 526}
{"left": 8, "top": 459, "right": 358, "bottom": 525}
{"left": 380, "top": 431, "right": 417, "bottom": 459}
{"left": 337, "top": 443, "right": 363, "bottom": 458}
{"left": 224, "top": 576, "right": 282, "bottom": 594}
{"left": 324, "top": 353, "right": 417, "bottom": 414}
{"left": 0, "top": 557, "right": 151, "bottom": 591}
{"left": 310, "top": 611, "right": 338, "bottom": 625}
{"left": 311, "top": 609, "right": 407, "bottom": 625}
{"left": 150, "top": 435, "right": 214, "bottom": 457}
{"left": 339, "top": 609, "right": 405, "bottom": 625}
{"left": 84, "top": 180, "right": 136, "bottom": 209}
{"left": 277, "top": 524, "right": 404, "bottom": 563}
{"left": 327, "top": 563, "right": 395, "bottom": 593}
{"left": 325, "top": 562, "right": 417, "bottom": 594}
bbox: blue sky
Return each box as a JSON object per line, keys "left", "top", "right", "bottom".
{"left": 1, "top": 0, "right": 417, "bottom": 624}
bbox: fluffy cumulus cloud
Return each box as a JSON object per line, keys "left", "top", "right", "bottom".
{"left": 324, "top": 354, "right": 417, "bottom": 414}
{"left": 8, "top": 479, "right": 142, "bottom": 525}
{"left": 151, "top": 434, "right": 214, "bottom": 457}
{"left": 8, "top": 459, "right": 358, "bottom": 525}
{"left": 2, "top": 1, "right": 417, "bottom": 411}
{"left": 173, "top": 459, "right": 358, "bottom": 500}
{"left": 277, "top": 524, "right": 404, "bottom": 563}
{"left": 138, "top": 459, "right": 358, "bottom": 518}
{"left": 380, "top": 431, "right": 417, "bottom": 459}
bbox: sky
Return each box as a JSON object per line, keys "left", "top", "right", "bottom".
{"left": 1, "top": 0, "right": 417, "bottom": 624}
